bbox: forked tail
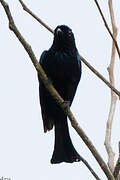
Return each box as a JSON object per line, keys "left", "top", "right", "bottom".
{"left": 51, "top": 113, "right": 81, "bottom": 164}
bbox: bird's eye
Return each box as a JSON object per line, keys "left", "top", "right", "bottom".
{"left": 68, "top": 30, "right": 72, "bottom": 36}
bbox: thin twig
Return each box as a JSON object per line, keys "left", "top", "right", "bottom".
{"left": 113, "top": 142, "right": 120, "bottom": 179}
{"left": 0, "top": 1, "right": 115, "bottom": 179}
{"left": 79, "top": 55, "right": 120, "bottom": 97}
{"left": 81, "top": 156, "right": 101, "bottom": 180}
{"left": 18, "top": 0, "right": 53, "bottom": 34}
{"left": 94, "top": 0, "right": 120, "bottom": 59}
{"left": 18, "top": 0, "right": 120, "bottom": 98}
{"left": 104, "top": 0, "right": 118, "bottom": 173}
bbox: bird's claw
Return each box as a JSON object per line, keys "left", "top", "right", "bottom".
{"left": 62, "top": 100, "right": 71, "bottom": 108}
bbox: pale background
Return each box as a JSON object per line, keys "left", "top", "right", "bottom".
{"left": 0, "top": 0, "right": 120, "bottom": 179}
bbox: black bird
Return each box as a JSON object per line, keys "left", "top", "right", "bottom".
{"left": 38, "top": 25, "right": 82, "bottom": 164}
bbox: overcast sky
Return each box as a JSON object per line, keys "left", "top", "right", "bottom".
{"left": 0, "top": 0, "right": 120, "bottom": 179}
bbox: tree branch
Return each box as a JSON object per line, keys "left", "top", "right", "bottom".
{"left": 94, "top": 0, "right": 120, "bottom": 59}
{"left": 18, "top": 0, "right": 53, "bottom": 34}
{"left": 114, "top": 158, "right": 120, "bottom": 179}
{"left": 113, "top": 142, "right": 120, "bottom": 179}
{"left": 104, "top": 0, "right": 118, "bottom": 173}
{"left": 80, "top": 156, "right": 101, "bottom": 180}
{"left": 0, "top": 0, "right": 115, "bottom": 179}
{"left": 79, "top": 55, "right": 120, "bottom": 97}
{"left": 18, "top": 0, "right": 120, "bottom": 98}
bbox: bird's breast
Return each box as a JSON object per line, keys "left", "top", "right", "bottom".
{"left": 50, "top": 51, "right": 77, "bottom": 78}
{"left": 42, "top": 50, "right": 80, "bottom": 83}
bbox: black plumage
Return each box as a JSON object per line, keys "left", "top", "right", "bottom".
{"left": 38, "top": 25, "right": 82, "bottom": 164}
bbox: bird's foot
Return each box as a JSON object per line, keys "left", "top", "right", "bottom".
{"left": 62, "top": 100, "right": 71, "bottom": 108}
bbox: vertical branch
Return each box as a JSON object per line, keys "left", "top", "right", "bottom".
{"left": 104, "top": 0, "right": 118, "bottom": 172}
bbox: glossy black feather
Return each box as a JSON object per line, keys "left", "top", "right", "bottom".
{"left": 38, "top": 25, "right": 82, "bottom": 163}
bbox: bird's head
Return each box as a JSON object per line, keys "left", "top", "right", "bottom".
{"left": 52, "top": 25, "right": 76, "bottom": 51}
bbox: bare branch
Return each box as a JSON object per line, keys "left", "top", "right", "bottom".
{"left": 18, "top": 0, "right": 120, "bottom": 98}
{"left": 18, "top": 0, "right": 53, "bottom": 34}
{"left": 104, "top": 0, "right": 118, "bottom": 173}
{"left": 113, "top": 158, "right": 120, "bottom": 179}
{"left": 81, "top": 156, "right": 101, "bottom": 180}
{"left": 0, "top": 0, "right": 115, "bottom": 179}
{"left": 94, "top": 0, "right": 120, "bottom": 59}
{"left": 79, "top": 55, "right": 120, "bottom": 97}
{"left": 113, "top": 142, "right": 120, "bottom": 179}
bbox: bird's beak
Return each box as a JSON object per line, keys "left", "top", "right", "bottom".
{"left": 56, "top": 28, "right": 63, "bottom": 36}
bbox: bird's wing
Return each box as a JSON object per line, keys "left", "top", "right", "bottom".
{"left": 38, "top": 51, "right": 54, "bottom": 132}
{"left": 66, "top": 52, "right": 82, "bottom": 105}
{"left": 39, "top": 51, "right": 47, "bottom": 65}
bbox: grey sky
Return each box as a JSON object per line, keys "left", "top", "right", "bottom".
{"left": 0, "top": 0, "right": 120, "bottom": 179}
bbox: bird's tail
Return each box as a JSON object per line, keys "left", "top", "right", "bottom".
{"left": 51, "top": 113, "right": 81, "bottom": 164}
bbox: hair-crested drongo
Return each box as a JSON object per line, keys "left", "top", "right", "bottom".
{"left": 38, "top": 25, "right": 82, "bottom": 164}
